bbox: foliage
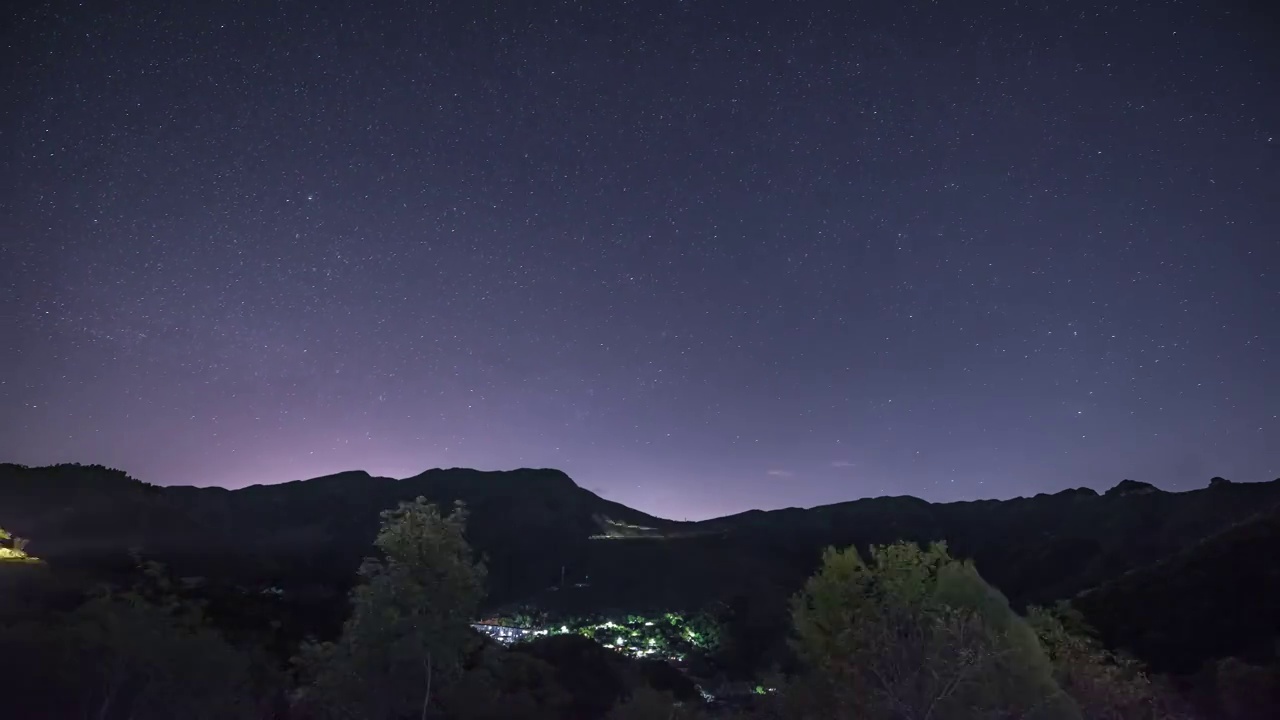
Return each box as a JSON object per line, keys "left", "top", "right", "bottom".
{"left": 438, "top": 643, "right": 573, "bottom": 720}
{"left": 512, "top": 633, "right": 639, "bottom": 719}
{"left": 1209, "top": 657, "right": 1280, "bottom": 720}
{"left": 293, "top": 497, "right": 486, "bottom": 719}
{"left": 1028, "top": 602, "right": 1196, "bottom": 720}
{"left": 501, "top": 604, "right": 551, "bottom": 629}
{"left": 0, "top": 559, "right": 266, "bottom": 720}
{"left": 712, "top": 587, "right": 793, "bottom": 679}
{"left": 789, "top": 541, "right": 1078, "bottom": 720}
{"left": 605, "top": 686, "right": 705, "bottom": 720}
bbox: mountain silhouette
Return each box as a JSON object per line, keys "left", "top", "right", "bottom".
{"left": 2, "top": 462, "right": 1278, "bottom": 673}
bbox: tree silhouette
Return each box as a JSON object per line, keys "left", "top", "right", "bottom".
{"left": 294, "top": 498, "right": 487, "bottom": 719}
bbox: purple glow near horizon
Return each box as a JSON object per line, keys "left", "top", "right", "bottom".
{"left": 2, "top": 1, "right": 1277, "bottom": 521}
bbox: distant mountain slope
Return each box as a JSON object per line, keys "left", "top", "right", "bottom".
{"left": 0, "top": 463, "right": 686, "bottom": 605}
{"left": 689, "top": 478, "right": 1280, "bottom": 607}
{"left": 1072, "top": 501, "right": 1280, "bottom": 674}
{"left": 2, "top": 462, "right": 1279, "bottom": 671}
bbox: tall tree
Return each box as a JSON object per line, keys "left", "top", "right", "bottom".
{"left": 295, "top": 498, "right": 486, "bottom": 719}
{"left": 788, "top": 541, "right": 1079, "bottom": 720}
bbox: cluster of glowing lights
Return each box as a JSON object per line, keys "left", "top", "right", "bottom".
{"left": 474, "top": 611, "right": 718, "bottom": 663}
{"left": 0, "top": 527, "right": 37, "bottom": 563}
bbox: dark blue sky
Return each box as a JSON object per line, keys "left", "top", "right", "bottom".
{"left": 2, "top": 0, "right": 1276, "bottom": 520}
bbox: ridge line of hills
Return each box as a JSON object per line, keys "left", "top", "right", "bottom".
{"left": 4, "top": 460, "right": 1266, "bottom": 523}
{"left": 2, "top": 462, "right": 1278, "bottom": 675}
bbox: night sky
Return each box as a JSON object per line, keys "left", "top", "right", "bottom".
{"left": 2, "top": 1, "right": 1277, "bottom": 521}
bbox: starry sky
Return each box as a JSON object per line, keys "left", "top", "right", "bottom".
{"left": 2, "top": 0, "right": 1277, "bottom": 521}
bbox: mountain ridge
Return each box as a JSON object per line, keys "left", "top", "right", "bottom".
{"left": 3, "top": 462, "right": 1278, "bottom": 673}
{"left": 6, "top": 461, "right": 1269, "bottom": 523}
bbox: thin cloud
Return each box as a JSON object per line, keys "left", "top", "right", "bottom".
{"left": 830, "top": 460, "right": 856, "bottom": 468}
{"left": 766, "top": 469, "right": 795, "bottom": 478}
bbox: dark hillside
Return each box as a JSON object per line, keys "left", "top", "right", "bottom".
{"left": 1073, "top": 502, "right": 1280, "bottom": 674}
{"left": 692, "top": 479, "right": 1280, "bottom": 607}
{"left": 3, "top": 462, "right": 1279, "bottom": 675}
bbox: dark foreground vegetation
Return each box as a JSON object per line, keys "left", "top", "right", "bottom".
{"left": 1, "top": 463, "right": 1278, "bottom": 718}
